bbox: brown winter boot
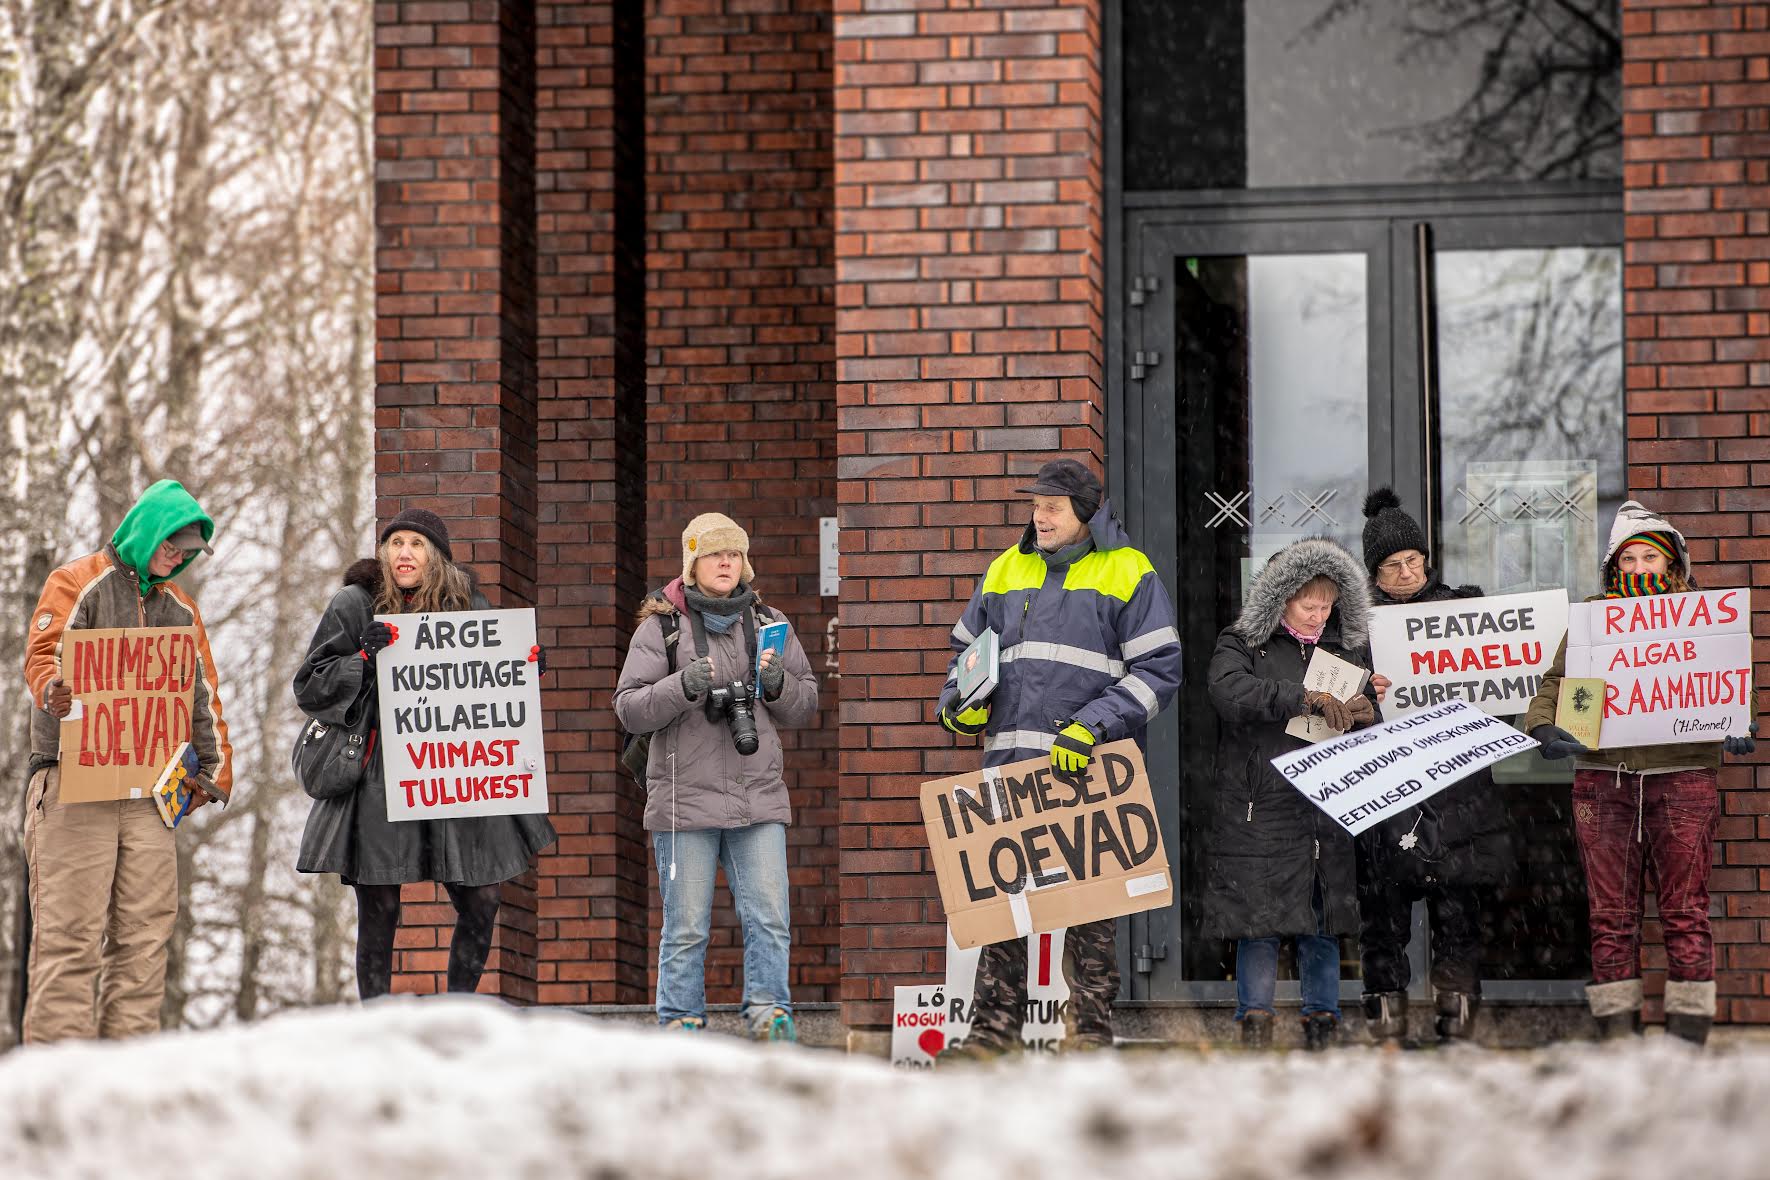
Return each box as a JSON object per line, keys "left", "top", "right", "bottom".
{"left": 1362, "top": 991, "right": 1407, "bottom": 1046}
{"left": 1664, "top": 979, "right": 1716, "bottom": 1048}
{"left": 1434, "top": 990, "right": 1480, "bottom": 1043}
{"left": 1240, "top": 1010, "right": 1274, "bottom": 1050}
{"left": 1587, "top": 978, "right": 1643, "bottom": 1042}
{"left": 1302, "top": 1011, "right": 1338, "bottom": 1052}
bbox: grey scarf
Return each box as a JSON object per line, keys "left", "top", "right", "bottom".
{"left": 685, "top": 583, "right": 756, "bottom": 633}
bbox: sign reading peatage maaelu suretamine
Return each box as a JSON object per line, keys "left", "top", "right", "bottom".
{"left": 1370, "top": 590, "right": 1567, "bottom": 719}
{"left": 1270, "top": 700, "right": 1538, "bottom": 836}
{"left": 373, "top": 608, "right": 549, "bottom": 821}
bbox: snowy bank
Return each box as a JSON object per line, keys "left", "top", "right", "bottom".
{"left": 2, "top": 998, "right": 1768, "bottom": 1180}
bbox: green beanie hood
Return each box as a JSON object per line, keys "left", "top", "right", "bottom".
{"left": 110, "top": 480, "right": 214, "bottom": 592}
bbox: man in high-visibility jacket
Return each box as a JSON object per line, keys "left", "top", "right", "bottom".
{"left": 936, "top": 458, "right": 1181, "bottom": 1055}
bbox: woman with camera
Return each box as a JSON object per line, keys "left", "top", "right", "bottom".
{"left": 613, "top": 513, "right": 819, "bottom": 1039}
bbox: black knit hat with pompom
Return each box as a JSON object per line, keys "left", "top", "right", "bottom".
{"left": 1362, "top": 488, "right": 1428, "bottom": 575}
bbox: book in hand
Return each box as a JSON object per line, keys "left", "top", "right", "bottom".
{"left": 1285, "top": 647, "right": 1372, "bottom": 744}
{"left": 1555, "top": 677, "right": 1606, "bottom": 751}
{"left": 151, "top": 742, "right": 203, "bottom": 829}
{"left": 955, "top": 627, "right": 1000, "bottom": 712}
{"left": 754, "top": 620, "right": 790, "bottom": 685}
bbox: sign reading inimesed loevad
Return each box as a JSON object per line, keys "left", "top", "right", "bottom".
{"left": 1563, "top": 588, "right": 1754, "bottom": 749}
{"left": 919, "top": 741, "right": 1171, "bottom": 950}
{"left": 1370, "top": 590, "right": 1568, "bottom": 719}
{"left": 374, "top": 608, "right": 549, "bottom": 821}
{"left": 1270, "top": 700, "right": 1538, "bottom": 837}
{"left": 58, "top": 627, "right": 201, "bottom": 804}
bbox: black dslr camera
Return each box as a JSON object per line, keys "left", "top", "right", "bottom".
{"left": 705, "top": 680, "right": 760, "bottom": 756}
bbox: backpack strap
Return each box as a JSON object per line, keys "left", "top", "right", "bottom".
{"left": 648, "top": 590, "right": 681, "bottom": 674}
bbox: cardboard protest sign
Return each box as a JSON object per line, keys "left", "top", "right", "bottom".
{"left": 58, "top": 627, "right": 200, "bottom": 803}
{"left": 374, "top": 608, "right": 549, "bottom": 821}
{"left": 1564, "top": 588, "right": 1754, "bottom": 748}
{"left": 919, "top": 741, "right": 1170, "bottom": 950}
{"left": 1371, "top": 590, "right": 1567, "bottom": 719}
{"left": 891, "top": 928, "right": 1071, "bottom": 1068}
{"left": 1270, "top": 700, "right": 1537, "bottom": 836}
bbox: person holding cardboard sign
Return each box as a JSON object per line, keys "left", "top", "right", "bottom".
{"left": 933, "top": 459, "right": 1180, "bottom": 1058}
{"left": 20, "top": 480, "right": 232, "bottom": 1043}
{"left": 1524, "top": 500, "right": 1759, "bottom": 1046}
{"left": 1356, "top": 490, "right": 1513, "bottom": 1046}
{"left": 613, "top": 513, "right": 819, "bottom": 1041}
{"left": 1201, "top": 537, "right": 1376, "bottom": 1051}
{"left": 295, "top": 508, "right": 557, "bottom": 1001}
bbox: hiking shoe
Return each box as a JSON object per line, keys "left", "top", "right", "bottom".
{"left": 756, "top": 1007, "right": 797, "bottom": 1042}
{"left": 935, "top": 1036, "right": 1017, "bottom": 1065}
{"left": 664, "top": 1017, "right": 705, "bottom": 1032}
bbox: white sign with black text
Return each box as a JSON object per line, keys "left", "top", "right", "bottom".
{"left": 1270, "top": 700, "right": 1537, "bottom": 836}
{"left": 373, "top": 608, "right": 550, "bottom": 821}
{"left": 890, "top": 928, "right": 1070, "bottom": 1068}
{"left": 1370, "top": 589, "right": 1568, "bottom": 719}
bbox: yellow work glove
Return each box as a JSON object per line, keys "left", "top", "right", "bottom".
{"left": 1051, "top": 722, "right": 1096, "bottom": 774}
{"left": 940, "top": 702, "right": 990, "bottom": 736}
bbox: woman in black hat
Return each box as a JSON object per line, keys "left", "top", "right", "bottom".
{"left": 294, "top": 508, "right": 557, "bottom": 999}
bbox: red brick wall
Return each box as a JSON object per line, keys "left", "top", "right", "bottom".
{"left": 531, "top": 0, "right": 653, "bottom": 1005}
{"left": 832, "top": 0, "right": 1105, "bottom": 1030}
{"left": 1622, "top": 0, "right": 1770, "bottom": 1024}
{"left": 644, "top": 0, "right": 840, "bottom": 1002}
{"left": 374, "top": 0, "right": 542, "bottom": 999}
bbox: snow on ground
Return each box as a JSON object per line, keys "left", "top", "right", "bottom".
{"left": 2, "top": 999, "right": 1768, "bottom": 1180}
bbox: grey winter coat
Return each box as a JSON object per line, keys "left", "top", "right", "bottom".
{"left": 1201, "top": 538, "right": 1374, "bottom": 940}
{"left": 295, "top": 560, "right": 557, "bottom": 886}
{"left": 613, "top": 584, "right": 819, "bottom": 832}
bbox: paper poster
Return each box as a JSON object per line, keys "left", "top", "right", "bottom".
{"left": 1370, "top": 590, "right": 1567, "bottom": 719}
{"left": 374, "top": 608, "right": 549, "bottom": 820}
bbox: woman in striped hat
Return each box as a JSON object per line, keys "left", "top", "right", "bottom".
{"left": 1526, "top": 500, "right": 1757, "bottom": 1045}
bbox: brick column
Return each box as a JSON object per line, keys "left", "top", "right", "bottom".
{"left": 528, "top": 0, "right": 653, "bottom": 1005}
{"left": 1622, "top": 1, "right": 1770, "bottom": 1024}
{"left": 832, "top": 0, "right": 1105, "bottom": 1032}
{"left": 375, "top": 0, "right": 541, "bottom": 999}
{"left": 645, "top": 0, "right": 840, "bottom": 1002}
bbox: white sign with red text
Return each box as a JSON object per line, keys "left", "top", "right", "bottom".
{"left": 374, "top": 608, "right": 549, "bottom": 821}
{"left": 890, "top": 928, "right": 1070, "bottom": 1068}
{"left": 1565, "top": 588, "right": 1754, "bottom": 749}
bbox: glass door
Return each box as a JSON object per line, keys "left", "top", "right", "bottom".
{"left": 1125, "top": 199, "right": 1620, "bottom": 1002}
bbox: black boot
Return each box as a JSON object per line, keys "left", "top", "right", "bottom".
{"left": 1302, "top": 1011, "right": 1338, "bottom": 1052}
{"left": 1595, "top": 1010, "right": 1642, "bottom": 1041}
{"left": 1434, "top": 990, "right": 1480, "bottom": 1043}
{"left": 1240, "top": 1010, "right": 1274, "bottom": 1050}
{"left": 1664, "top": 1012, "right": 1712, "bottom": 1047}
{"left": 1362, "top": 991, "right": 1408, "bottom": 1046}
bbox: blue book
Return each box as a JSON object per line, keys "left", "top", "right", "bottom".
{"left": 755, "top": 621, "right": 789, "bottom": 685}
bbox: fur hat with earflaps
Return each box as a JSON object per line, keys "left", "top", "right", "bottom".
{"left": 681, "top": 512, "right": 755, "bottom": 586}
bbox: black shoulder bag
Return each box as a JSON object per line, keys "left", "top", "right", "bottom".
{"left": 292, "top": 683, "right": 378, "bottom": 801}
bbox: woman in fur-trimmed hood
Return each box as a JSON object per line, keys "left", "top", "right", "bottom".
{"left": 1201, "top": 536, "right": 1376, "bottom": 1050}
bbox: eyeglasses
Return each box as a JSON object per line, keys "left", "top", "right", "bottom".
{"left": 1378, "top": 554, "right": 1425, "bottom": 575}
{"left": 156, "top": 540, "right": 198, "bottom": 561}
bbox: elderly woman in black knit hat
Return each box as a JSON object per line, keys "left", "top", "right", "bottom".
{"left": 294, "top": 508, "right": 557, "bottom": 999}
{"left": 1358, "top": 490, "right": 1512, "bottom": 1044}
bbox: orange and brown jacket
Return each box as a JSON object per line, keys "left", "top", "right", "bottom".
{"left": 23, "top": 546, "right": 233, "bottom": 800}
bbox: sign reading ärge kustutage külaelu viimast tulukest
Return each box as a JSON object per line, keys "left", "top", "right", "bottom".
{"left": 373, "top": 609, "right": 549, "bottom": 821}
{"left": 1563, "top": 588, "right": 1755, "bottom": 748}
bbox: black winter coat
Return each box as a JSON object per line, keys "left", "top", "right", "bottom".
{"left": 294, "top": 560, "right": 557, "bottom": 886}
{"left": 1201, "top": 617, "right": 1367, "bottom": 940}
{"left": 1358, "top": 576, "right": 1514, "bottom": 890}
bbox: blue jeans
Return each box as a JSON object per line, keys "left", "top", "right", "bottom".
{"left": 1234, "top": 935, "right": 1342, "bottom": 1021}
{"left": 653, "top": 823, "right": 792, "bottom": 1029}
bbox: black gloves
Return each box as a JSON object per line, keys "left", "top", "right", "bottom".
{"left": 528, "top": 644, "right": 548, "bottom": 675}
{"left": 1530, "top": 724, "right": 1588, "bottom": 761}
{"left": 1725, "top": 722, "right": 1758, "bottom": 757}
{"left": 359, "top": 621, "right": 397, "bottom": 662}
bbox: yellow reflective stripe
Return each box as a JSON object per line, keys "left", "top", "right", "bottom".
{"left": 1062, "top": 547, "right": 1156, "bottom": 602}
{"left": 981, "top": 547, "right": 1046, "bottom": 596}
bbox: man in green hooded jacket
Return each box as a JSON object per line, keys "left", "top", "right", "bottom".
{"left": 21, "top": 479, "right": 232, "bottom": 1042}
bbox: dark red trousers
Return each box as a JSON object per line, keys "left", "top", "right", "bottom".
{"left": 1571, "top": 768, "right": 1719, "bottom": 985}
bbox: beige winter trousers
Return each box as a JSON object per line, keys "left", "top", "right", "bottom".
{"left": 23, "top": 765, "right": 178, "bottom": 1043}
